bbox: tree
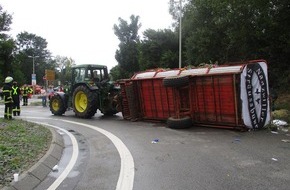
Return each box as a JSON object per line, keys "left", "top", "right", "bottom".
{"left": 0, "top": 5, "right": 12, "bottom": 42}
{"left": 181, "top": 0, "right": 290, "bottom": 90}
{"left": 14, "top": 31, "right": 51, "bottom": 85}
{"left": 0, "top": 5, "right": 14, "bottom": 84}
{"left": 113, "top": 15, "right": 141, "bottom": 79}
{"left": 110, "top": 65, "right": 122, "bottom": 81}
{"left": 139, "top": 29, "right": 179, "bottom": 70}
{"left": 53, "top": 56, "right": 75, "bottom": 84}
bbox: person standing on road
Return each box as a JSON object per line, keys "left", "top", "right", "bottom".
{"left": 47, "top": 85, "right": 54, "bottom": 100}
{"left": 12, "top": 81, "right": 21, "bottom": 116}
{"left": 3, "top": 76, "right": 14, "bottom": 119}
{"left": 21, "top": 84, "right": 30, "bottom": 106}
{"left": 40, "top": 86, "right": 47, "bottom": 107}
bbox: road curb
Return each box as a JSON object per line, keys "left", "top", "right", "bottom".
{"left": 3, "top": 127, "right": 64, "bottom": 190}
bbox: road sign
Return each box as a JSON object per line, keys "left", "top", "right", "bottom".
{"left": 31, "top": 74, "right": 36, "bottom": 85}
{"left": 45, "top": 69, "right": 55, "bottom": 81}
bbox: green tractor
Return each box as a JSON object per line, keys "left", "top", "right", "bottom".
{"left": 49, "top": 64, "right": 121, "bottom": 118}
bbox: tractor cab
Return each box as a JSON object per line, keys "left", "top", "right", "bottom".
{"left": 71, "top": 64, "right": 109, "bottom": 90}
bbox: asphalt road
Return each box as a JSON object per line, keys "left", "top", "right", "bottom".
{"left": 2, "top": 98, "right": 290, "bottom": 190}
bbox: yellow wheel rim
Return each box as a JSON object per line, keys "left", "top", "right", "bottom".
{"left": 51, "top": 98, "right": 59, "bottom": 111}
{"left": 75, "top": 90, "right": 87, "bottom": 112}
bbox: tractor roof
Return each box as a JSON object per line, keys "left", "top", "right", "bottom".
{"left": 72, "top": 64, "right": 107, "bottom": 69}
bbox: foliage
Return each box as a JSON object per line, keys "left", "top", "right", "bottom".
{"left": 0, "top": 38, "right": 14, "bottom": 80}
{"left": 113, "top": 15, "right": 141, "bottom": 79}
{"left": 110, "top": 65, "right": 123, "bottom": 81}
{"left": 112, "top": 1, "right": 289, "bottom": 93}
{"left": 139, "top": 29, "right": 179, "bottom": 70}
{"left": 0, "top": 5, "right": 75, "bottom": 87}
{"left": 272, "top": 109, "right": 290, "bottom": 123}
{"left": 0, "top": 1, "right": 289, "bottom": 93}
{"left": 0, "top": 5, "right": 14, "bottom": 85}
{"left": 0, "top": 5, "right": 12, "bottom": 33}
{"left": 13, "top": 31, "right": 52, "bottom": 86}
{"left": 181, "top": 0, "right": 290, "bottom": 91}
{"left": 0, "top": 119, "right": 51, "bottom": 187}
{"left": 52, "top": 56, "right": 75, "bottom": 84}
{"left": 274, "top": 93, "right": 290, "bottom": 112}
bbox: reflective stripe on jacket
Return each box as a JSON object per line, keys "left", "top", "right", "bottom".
{"left": 22, "top": 87, "right": 31, "bottom": 96}
{"left": 3, "top": 84, "right": 13, "bottom": 103}
{"left": 12, "top": 86, "right": 21, "bottom": 96}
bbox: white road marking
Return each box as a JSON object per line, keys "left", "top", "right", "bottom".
{"left": 29, "top": 121, "right": 79, "bottom": 190}
{"left": 24, "top": 117, "right": 135, "bottom": 190}
{"left": 60, "top": 119, "right": 135, "bottom": 190}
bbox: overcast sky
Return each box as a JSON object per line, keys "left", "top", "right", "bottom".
{"left": 1, "top": 0, "right": 173, "bottom": 70}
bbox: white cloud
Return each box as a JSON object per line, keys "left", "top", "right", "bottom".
{"left": 1, "top": 0, "right": 173, "bottom": 70}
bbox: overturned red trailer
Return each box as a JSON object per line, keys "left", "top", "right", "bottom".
{"left": 118, "top": 60, "right": 271, "bottom": 130}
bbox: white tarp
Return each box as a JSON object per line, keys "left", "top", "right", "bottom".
{"left": 240, "top": 62, "right": 271, "bottom": 129}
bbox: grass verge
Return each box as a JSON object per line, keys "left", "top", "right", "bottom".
{"left": 0, "top": 119, "right": 51, "bottom": 188}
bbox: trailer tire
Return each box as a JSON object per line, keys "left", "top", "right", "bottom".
{"left": 163, "top": 75, "right": 189, "bottom": 87}
{"left": 167, "top": 116, "right": 192, "bottom": 129}
{"left": 73, "top": 85, "right": 98, "bottom": 118}
{"left": 50, "top": 94, "right": 66, "bottom": 116}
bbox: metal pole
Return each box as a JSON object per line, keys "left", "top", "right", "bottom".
{"left": 179, "top": 0, "right": 182, "bottom": 69}
{"left": 28, "top": 55, "right": 39, "bottom": 96}
{"left": 32, "top": 56, "right": 35, "bottom": 96}
{"left": 33, "top": 56, "right": 35, "bottom": 75}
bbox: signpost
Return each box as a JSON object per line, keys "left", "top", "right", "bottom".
{"left": 31, "top": 74, "right": 36, "bottom": 85}
{"left": 45, "top": 69, "right": 55, "bottom": 81}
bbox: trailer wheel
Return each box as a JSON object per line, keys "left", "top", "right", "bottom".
{"left": 73, "top": 85, "right": 98, "bottom": 118}
{"left": 167, "top": 116, "right": 192, "bottom": 129}
{"left": 49, "top": 94, "right": 66, "bottom": 116}
{"left": 163, "top": 75, "right": 189, "bottom": 87}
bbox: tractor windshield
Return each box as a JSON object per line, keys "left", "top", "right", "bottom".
{"left": 72, "top": 65, "right": 109, "bottom": 85}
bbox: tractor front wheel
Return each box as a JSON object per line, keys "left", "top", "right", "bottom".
{"left": 73, "top": 86, "right": 98, "bottom": 118}
{"left": 49, "top": 95, "right": 66, "bottom": 116}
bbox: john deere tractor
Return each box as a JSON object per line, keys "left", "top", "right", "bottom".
{"left": 49, "top": 64, "right": 121, "bottom": 118}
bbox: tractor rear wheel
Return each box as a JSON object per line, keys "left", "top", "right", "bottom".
{"left": 73, "top": 85, "right": 98, "bottom": 118}
{"left": 49, "top": 95, "right": 66, "bottom": 116}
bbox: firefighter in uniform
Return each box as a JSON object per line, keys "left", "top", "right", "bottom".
{"left": 22, "top": 84, "right": 32, "bottom": 106}
{"left": 3, "top": 76, "right": 14, "bottom": 119}
{"left": 12, "top": 81, "right": 21, "bottom": 116}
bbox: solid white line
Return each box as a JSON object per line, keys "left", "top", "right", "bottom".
{"left": 25, "top": 117, "right": 135, "bottom": 190}
{"left": 31, "top": 122, "right": 79, "bottom": 190}
{"left": 60, "top": 120, "right": 135, "bottom": 190}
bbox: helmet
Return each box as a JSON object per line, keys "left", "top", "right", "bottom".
{"left": 5, "top": 76, "right": 13, "bottom": 83}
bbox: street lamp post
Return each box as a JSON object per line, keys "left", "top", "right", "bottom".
{"left": 28, "top": 55, "right": 40, "bottom": 95}
{"left": 179, "top": 0, "right": 182, "bottom": 69}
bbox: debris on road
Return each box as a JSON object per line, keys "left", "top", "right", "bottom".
{"left": 13, "top": 173, "right": 19, "bottom": 182}
{"left": 52, "top": 165, "right": 59, "bottom": 172}
{"left": 151, "top": 139, "right": 159, "bottom": 144}
{"left": 273, "top": 119, "right": 288, "bottom": 127}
